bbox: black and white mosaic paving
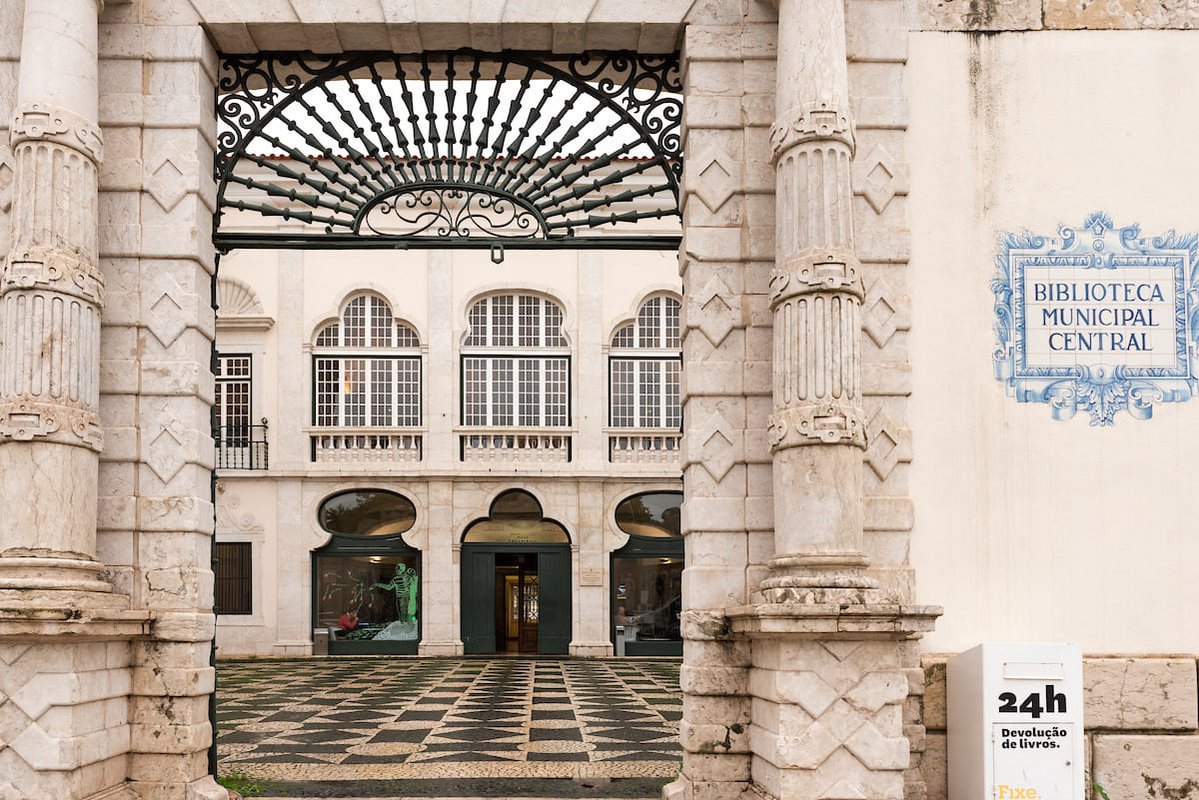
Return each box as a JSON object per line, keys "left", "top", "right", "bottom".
{"left": 217, "top": 657, "right": 682, "bottom": 796}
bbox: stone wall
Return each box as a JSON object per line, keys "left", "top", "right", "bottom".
{"left": 918, "top": 0, "right": 1199, "bottom": 30}
{"left": 920, "top": 656, "right": 1199, "bottom": 799}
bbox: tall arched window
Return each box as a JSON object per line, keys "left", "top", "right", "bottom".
{"left": 462, "top": 293, "right": 570, "bottom": 427}
{"left": 609, "top": 295, "right": 681, "bottom": 429}
{"left": 313, "top": 294, "right": 421, "bottom": 427}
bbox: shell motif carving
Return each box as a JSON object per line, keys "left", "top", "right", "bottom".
{"left": 216, "top": 277, "right": 266, "bottom": 318}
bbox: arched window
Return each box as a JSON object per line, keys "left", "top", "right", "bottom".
{"left": 313, "top": 295, "right": 421, "bottom": 427}
{"left": 609, "top": 295, "right": 681, "bottom": 429}
{"left": 462, "top": 293, "right": 569, "bottom": 427}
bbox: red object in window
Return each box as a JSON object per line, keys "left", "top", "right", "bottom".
{"left": 338, "top": 611, "right": 358, "bottom": 631}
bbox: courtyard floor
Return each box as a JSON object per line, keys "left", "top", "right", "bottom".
{"left": 216, "top": 657, "right": 682, "bottom": 799}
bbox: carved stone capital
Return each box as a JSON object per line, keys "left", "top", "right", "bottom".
{"left": 0, "top": 400, "right": 103, "bottom": 451}
{"left": 769, "top": 250, "right": 864, "bottom": 307}
{"left": 10, "top": 102, "right": 103, "bottom": 164}
{"left": 770, "top": 101, "right": 854, "bottom": 161}
{"left": 3, "top": 245, "right": 104, "bottom": 306}
{"left": 768, "top": 403, "right": 866, "bottom": 450}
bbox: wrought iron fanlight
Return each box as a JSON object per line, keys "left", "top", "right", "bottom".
{"left": 214, "top": 50, "right": 682, "bottom": 252}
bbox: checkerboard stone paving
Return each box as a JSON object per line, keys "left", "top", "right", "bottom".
{"left": 217, "top": 657, "right": 682, "bottom": 797}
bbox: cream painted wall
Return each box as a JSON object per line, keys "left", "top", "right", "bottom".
{"left": 908, "top": 31, "right": 1199, "bottom": 654}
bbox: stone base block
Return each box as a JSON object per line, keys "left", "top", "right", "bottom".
{"left": 1084, "top": 658, "right": 1199, "bottom": 730}
{"left": 1093, "top": 734, "right": 1199, "bottom": 800}
{"left": 418, "top": 640, "right": 464, "bottom": 656}
{"left": 570, "top": 641, "right": 612, "bottom": 657}
{"left": 660, "top": 774, "right": 752, "bottom": 800}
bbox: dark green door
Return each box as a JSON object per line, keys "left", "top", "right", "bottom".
{"left": 461, "top": 549, "right": 495, "bottom": 654}
{"left": 537, "top": 548, "right": 571, "bottom": 654}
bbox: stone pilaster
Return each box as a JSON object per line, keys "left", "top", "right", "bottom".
{"left": 728, "top": 2, "right": 943, "bottom": 799}
{"left": 764, "top": 0, "right": 871, "bottom": 591}
{"left": 419, "top": 479, "right": 463, "bottom": 655}
{"left": 0, "top": 0, "right": 111, "bottom": 597}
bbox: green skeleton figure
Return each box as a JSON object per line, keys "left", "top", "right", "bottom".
{"left": 374, "top": 565, "right": 418, "bottom": 621}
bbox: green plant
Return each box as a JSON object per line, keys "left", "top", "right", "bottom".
{"left": 217, "top": 771, "right": 268, "bottom": 797}
{"left": 1088, "top": 773, "right": 1111, "bottom": 800}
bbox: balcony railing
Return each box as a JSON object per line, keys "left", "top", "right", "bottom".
{"left": 216, "top": 420, "right": 269, "bottom": 470}
{"left": 459, "top": 428, "right": 572, "bottom": 463}
{"left": 309, "top": 427, "right": 423, "bottom": 464}
{"left": 607, "top": 429, "right": 682, "bottom": 464}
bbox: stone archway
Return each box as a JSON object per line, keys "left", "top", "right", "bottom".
{"left": 0, "top": 2, "right": 937, "bottom": 799}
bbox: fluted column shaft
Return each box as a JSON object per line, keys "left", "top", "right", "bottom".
{"left": 765, "top": 0, "right": 869, "bottom": 587}
{"left": 0, "top": 0, "right": 109, "bottom": 593}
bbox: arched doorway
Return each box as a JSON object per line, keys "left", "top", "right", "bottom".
{"left": 460, "top": 490, "right": 571, "bottom": 655}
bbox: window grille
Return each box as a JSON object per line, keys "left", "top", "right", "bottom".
{"left": 215, "top": 542, "right": 253, "bottom": 615}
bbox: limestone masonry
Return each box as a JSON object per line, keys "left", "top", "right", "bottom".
{"left": 0, "top": 1, "right": 1196, "bottom": 799}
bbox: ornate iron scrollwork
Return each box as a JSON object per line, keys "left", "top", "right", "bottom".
{"left": 214, "top": 50, "right": 682, "bottom": 251}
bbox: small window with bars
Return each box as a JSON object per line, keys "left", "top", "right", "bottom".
{"left": 462, "top": 293, "right": 570, "bottom": 427}
{"left": 313, "top": 294, "right": 422, "bottom": 428}
{"left": 215, "top": 541, "right": 253, "bottom": 615}
{"left": 609, "top": 295, "right": 682, "bottom": 429}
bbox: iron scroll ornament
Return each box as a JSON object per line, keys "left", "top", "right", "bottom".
{"left": 214, "top": 50, "right": 682, "bottom": 251}
{"left": 993, "top": 212, "right": 1199, "bottom": 426}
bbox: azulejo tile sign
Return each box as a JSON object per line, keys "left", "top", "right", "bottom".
{"left": 993, "top": 212, "right": 1199, "bottom": 425}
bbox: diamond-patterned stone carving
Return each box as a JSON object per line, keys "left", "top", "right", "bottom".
{"left": 820, "top": 778, "right": 868, "bottom": 799}
{"left": 845, "top": 672, "right": 908, "bottom": 713}
{"left": 780, "top": 672, "right": 840, "bottom": 717}
{"left": 783, "top": 719, "right": 841, "bottom": 768}
{"left": 766, "top": 642, "right": 912, "bottom": 793}
{"left": 145, "top": 157, "right": 187, "bottom": 213}
{"left": 845, "top": 721, "right": 909, "bottom": 770}
{"left": 148, "top": 287, "right": 187, "bottom": 348}
{"left": 823, "top": 642, "right": 864, "bottom": 662}
{"left": 865, "top": 407, "right": 912, "bottom": 480}
{"left": 862, "top": 276, "right": 909, "bottom": 348}
{"left": 147, "top": 422, "right": 187, "bottom": 484}
{"left": 852, "top": 143, "right": 909, "bottom": 214}
{"left": 693, "top": 412, "right": 738, "bottom": 483}
{"left": 692, "top": 277, "right": 738, "bottom": 348}
{"left": 693, "top": 157, "right": 738, "bottom": 213}
{"left": 0, "top": 145, "right": 14, "bottom": 213}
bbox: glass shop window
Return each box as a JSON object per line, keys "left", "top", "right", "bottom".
{"left": 314, "top": 554, "right": 420, "bottom": 643}
{"left": 612, "top": 491, "right": 683, "bottom": 651}
{"left": 314, "top": 489, "right": 421, "bottom": 648}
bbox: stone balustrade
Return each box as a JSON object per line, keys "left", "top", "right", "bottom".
{"left": 607, "top": 429, "right": 682, "bottom": 465}
{"left": 458, "top": 428, "right": 573, "bottom": 464}
{"left": 308, "top": 428, "right": 424, "bottom": 464}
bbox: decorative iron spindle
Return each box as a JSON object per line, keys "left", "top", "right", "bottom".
{"left": 215, "top": 50, "right": 682, "bottom": 251}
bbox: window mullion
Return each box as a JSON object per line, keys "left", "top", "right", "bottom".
{"left": 538, "top": 358, "right": 547, "bottom": 427}
{"left": 659, "top": 359, "right": 668, "bottom": 427}
{"left": 480, "top": 359, "right": 488, "bottom": 426}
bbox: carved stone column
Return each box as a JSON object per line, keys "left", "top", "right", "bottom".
{"left": 764, "top": 0, "right": 870, "bottom": 592}
{"left": 0, "top": 0, "right": 110, "bottom": 597}
{"left": 726, "top": 6, "right": 942, "bottom": 799}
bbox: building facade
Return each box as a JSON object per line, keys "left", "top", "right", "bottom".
{"left": 212, "top": 243, "right": 687, "bottom": 659}
{"left": 0, "top": 1, "right": 1197, "bottom": 800}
